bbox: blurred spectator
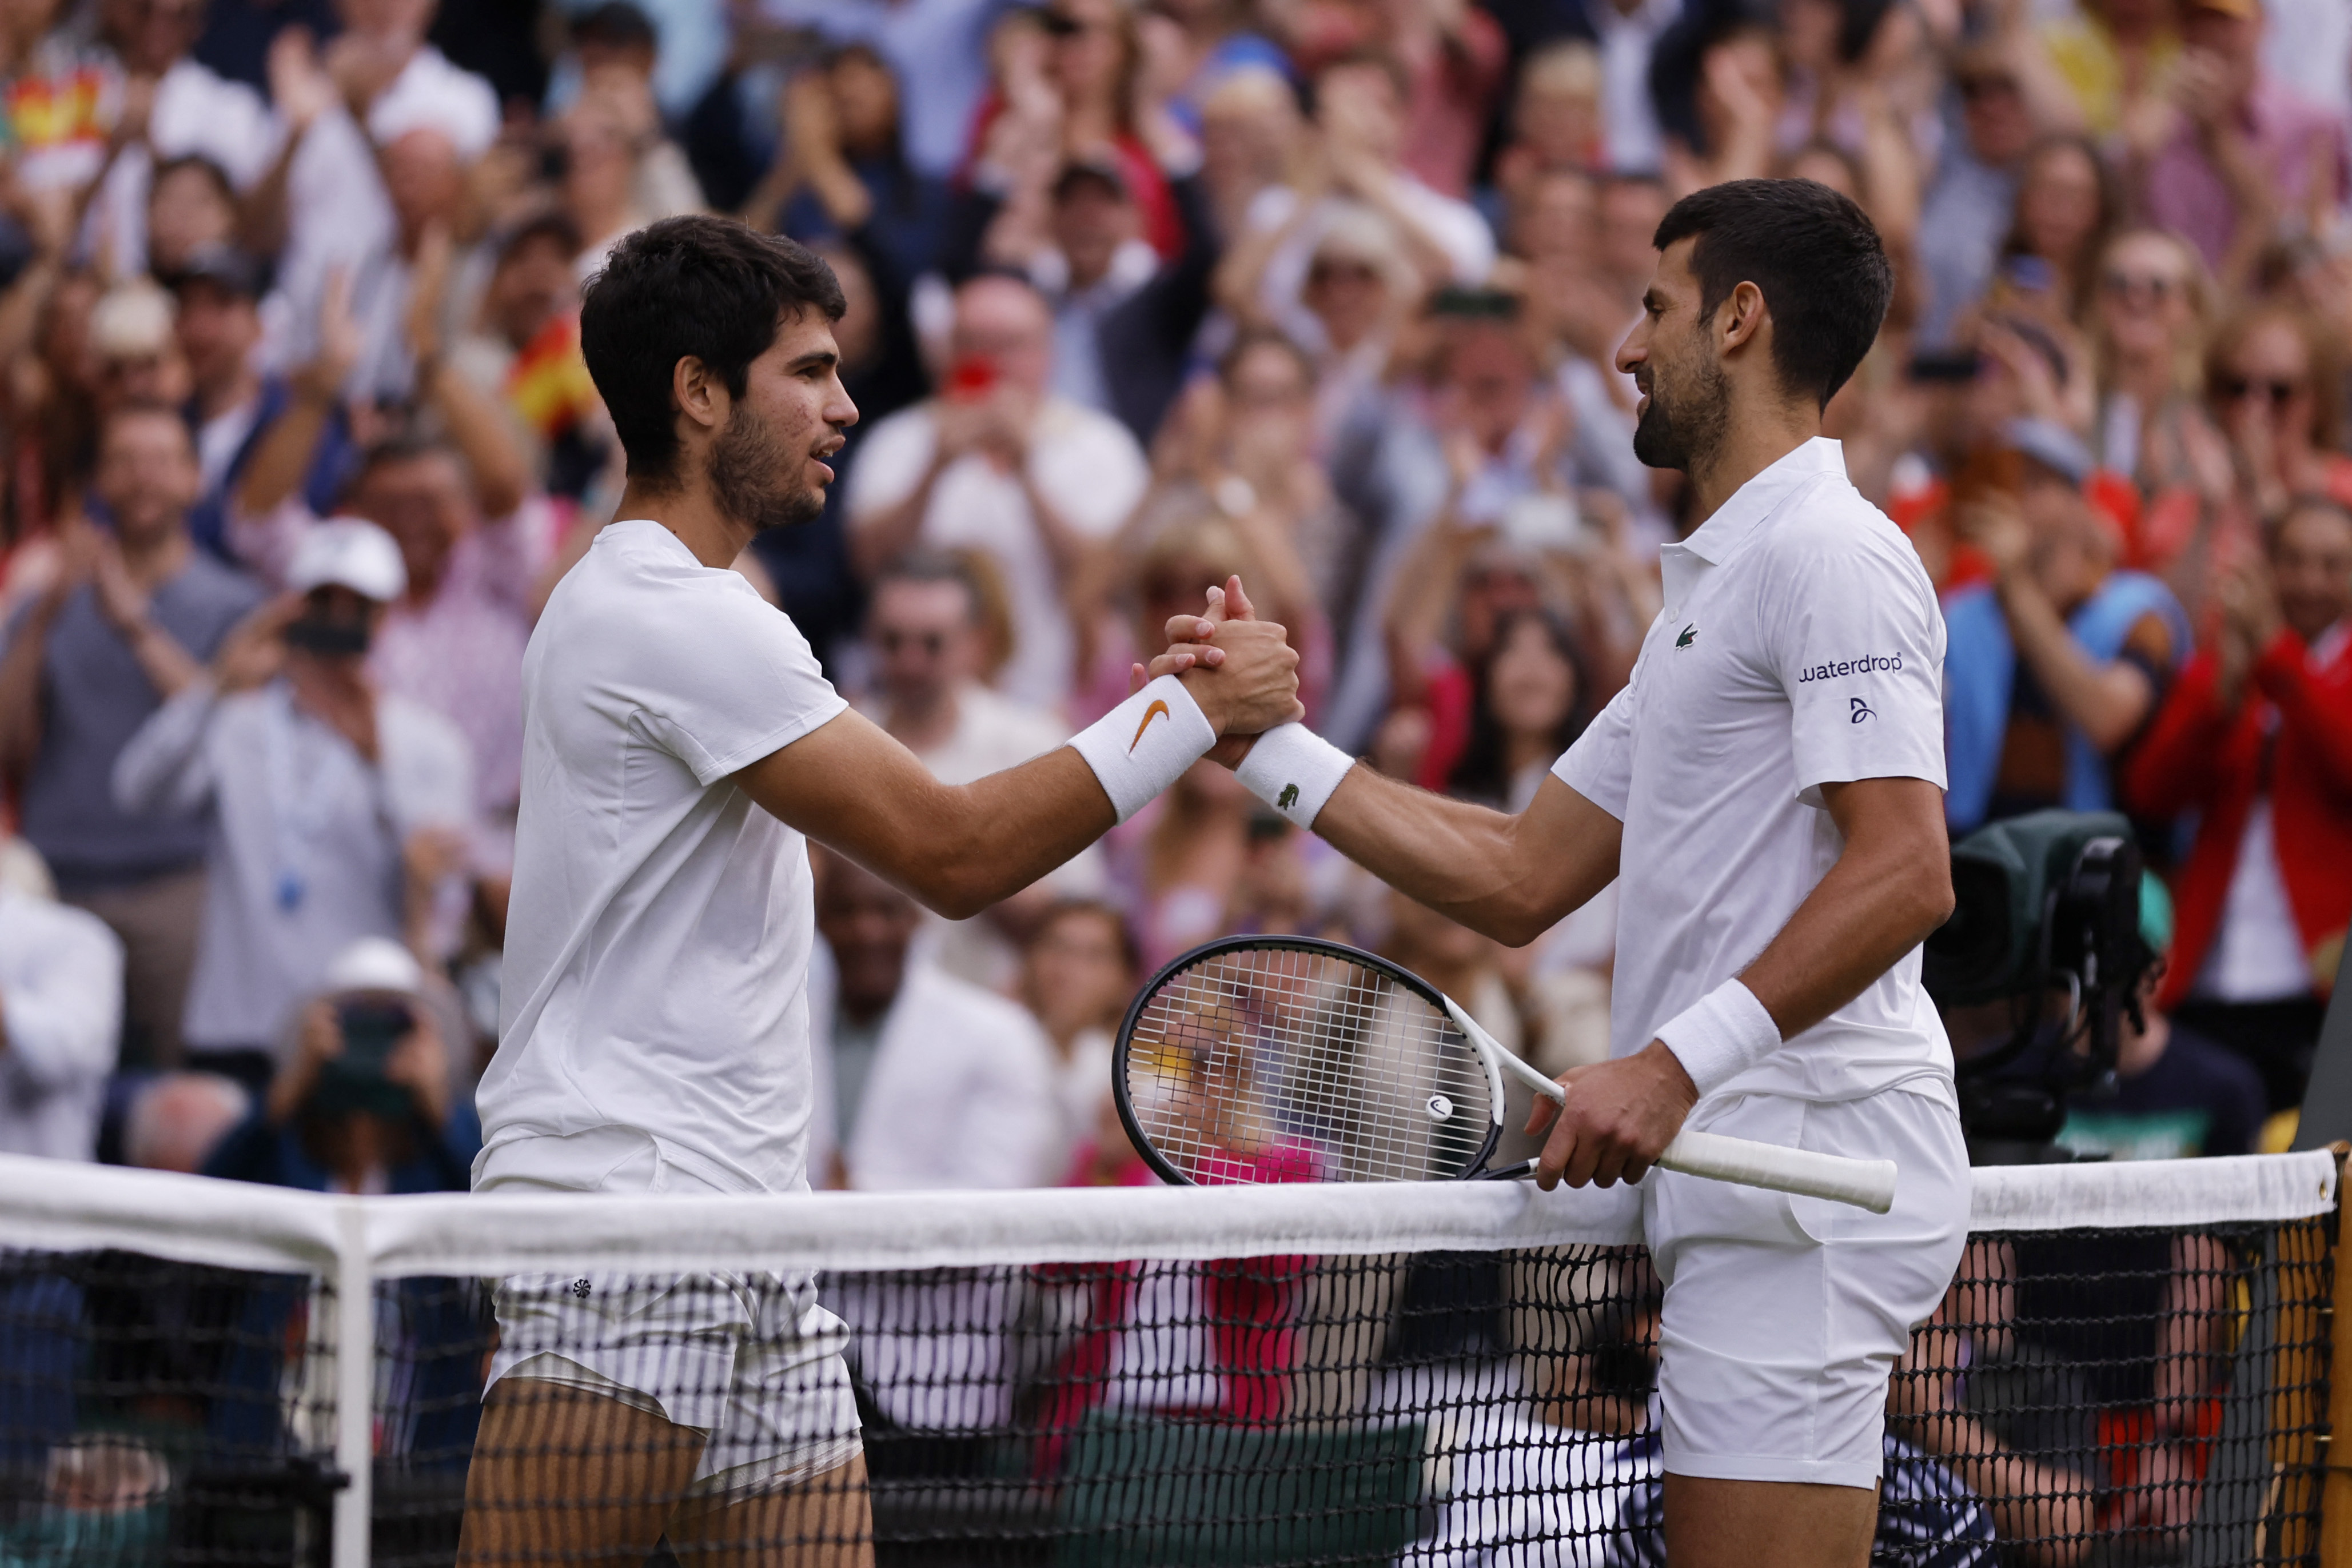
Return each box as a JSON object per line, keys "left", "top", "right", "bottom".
{"left": 80, "top": 0, "right": 281, "bottom": 284}
{"left": 1447, "top": 606, "right": 1591, "bottom": 811}
{"left": 202, "top": 936, "right": 476, "bottom": 1192}
{"left": 1223, "top": 47, "right": 1496, "bottom": 368}
{"left": 448, "top": 212, "right": 609, "bottom": 501}
{"left": 2023, "top": 0, "right": 2179, "bottom": 143}
{"left": 759, "top": 0, "right": 1008, "bottom": 182}
{"left": 111, "top": 518, "right": 474, "bottom": 1095}
{"left": 809, "top": 846, "right": 1061, "bottom": 1191}
{"left": 0, "top": 404, "right": 262, "bottom": 1068}
{"left": 1943, "top": 419, "right": 2190, "bottom": 833}
{"left": 1226, "top": 201, "right": 1418, "bottom": 450}
{"left": 2202, "top": 304, "right": 2352, "bottom": 534}
{"left": 1918, "top": 51, "right": 2033, "bottom": 349}
{"left": 754, "top": 43, "right": 948, "bottom": 294}
{"left": 119, "top": 1069, "right": 249, "bottom": 1172}
{"left": 2058, "top": 908, "right": 2268, "bottom": 1161}
{"left": 1194, "top": 62, "right": 1301, "bottom": 242}
{"left": 261, "top": 0, "right": 501, "bottom": 378}
{"left": 1997, "top": 134, "right": 2116, "bottom": 327}
{"left": 1140, "top": 0, "right": 1291, "bottom": 137}
{"left": 0, "top": 881, "right": 122, "bottom": 1160}
{"left": 2124, "top": 495, "right": 2352, "bottom": 1114}
{"left": 1651, "top": 13, "right": 1780, "bottom": 198}
{"left": 2138, "top": 0, "right": 2349, "bottom": 282}
{"left": 1290, "top": 0, "right": 1509, "bottom": 201}
{"left": 145, "top": 154, "right": 239, "bottom": 277}
{"left": 958, "top": 149, "right": 1219, "bottom": 446}
{"left": 846, "top": 273, "right": 1147, "bottom": 713}
{"left": 2091, "top": 230, "right": 2224, "bottom": 504}
{"left": 167, "top": 245, "right": 353, "bottom": 560}
{"left": 1018, "top": 898, "right": 1139, "bottom": 1179}
{"left": 861, "top": 552, "right": 1105, "bottom": 990}
{"left": 1494, "top": 42, "right": 1607, "bottom": 212}
{"left": 1107, "top": 759, "right": 1263, "bottom": 973}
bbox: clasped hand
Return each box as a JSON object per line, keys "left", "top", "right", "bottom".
{"left": 1522, "top": 1040, "right": 1698, "bottom": 1192}
{"left": 1129, "top": 575, "right": 1303, "bottom": 741}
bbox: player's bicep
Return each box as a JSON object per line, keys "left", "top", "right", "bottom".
{"left": 731, "top": 709, "right": 965, "bottom": 879}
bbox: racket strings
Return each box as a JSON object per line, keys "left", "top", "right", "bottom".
{"left": 1123, "top": 946, "right": 1496, "bottom": 1185}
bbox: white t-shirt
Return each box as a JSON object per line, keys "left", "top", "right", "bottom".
{"left": 475, "top": 520, "right": 848, "bottom": 1196}
{"left": 846, "top": 399, "right": 1147, "bottom": 712}
{"left": 1553, "top": 438, "right": 1955, "bottom": 1106}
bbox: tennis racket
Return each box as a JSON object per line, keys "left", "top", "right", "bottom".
{"left": 1113, "top": 935, "right": 1897, "bottom": 1214}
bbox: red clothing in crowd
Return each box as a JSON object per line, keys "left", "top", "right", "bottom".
{"left": 2122, "top": 625, "right": 2352, "bottom": 1010}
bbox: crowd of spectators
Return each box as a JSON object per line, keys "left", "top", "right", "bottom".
{"left": 0, "top": 0, "right": 2340, "bottom": 1530}
{"left": 0, "top": 0, "right": 2333, "bottom": 1191}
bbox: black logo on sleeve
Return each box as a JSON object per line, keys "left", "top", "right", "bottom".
{"left": 1849, "top": 697, "right": 1875, "bottom": 723}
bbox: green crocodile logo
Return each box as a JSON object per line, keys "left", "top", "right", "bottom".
{"left": 1278, "top": 783, "right": 1299, "bottom": 811}
{"left": 1675, "top": 623, "right": 1697, "bottom": 649}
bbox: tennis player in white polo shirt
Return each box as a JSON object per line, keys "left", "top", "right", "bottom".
{"left": 455, "top": 217, "right": 1299, "bottom": 1565}
{"left": 1180, "top": 179, "right": 1970, "bottom": 1563}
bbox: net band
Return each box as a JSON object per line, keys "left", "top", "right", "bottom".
{"left": 0, "top": 1150, "right": 2331, "bottom": 1277}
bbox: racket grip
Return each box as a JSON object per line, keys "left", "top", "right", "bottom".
{"left": 1657, "top": 1130, "right": 1897, "bottom": 1215}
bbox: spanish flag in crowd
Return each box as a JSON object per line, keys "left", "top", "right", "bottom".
{"left": 504, "top": 312, "right": 599, "bottom": 444}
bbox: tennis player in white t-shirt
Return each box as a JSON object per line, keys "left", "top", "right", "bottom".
{"left": 454, "top": 217, "right": 1300, "bottom": 1565}
{"left": 1179, "top": 181, "right": 1971, "bottom": 1565}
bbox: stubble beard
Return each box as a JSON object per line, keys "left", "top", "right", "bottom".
{"left": 708, "top": 404, "right": 827, "bottom": 533}
{"left": 1631, "top": 353, "right": 1731, "bottom": 474}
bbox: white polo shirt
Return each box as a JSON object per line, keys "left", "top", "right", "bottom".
{"left": 1553, "top": 439, "right": 1954, "bottom": 1106}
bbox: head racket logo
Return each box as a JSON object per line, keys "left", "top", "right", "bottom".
{"left": 1426, "top": 1094, "right": 1454, "bottom": 1122}
{"left": 1129, "top": 699, "right": 1171, "bottom": 752}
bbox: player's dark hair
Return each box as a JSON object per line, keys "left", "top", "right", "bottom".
{"left": 1652, "top": 178, "right": 1891, "bottom": 409}
{"left": 581, "top": 216, "right": 846, "bottom": 487}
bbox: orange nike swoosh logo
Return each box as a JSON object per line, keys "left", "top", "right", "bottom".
{"left": 1129, "top": 700, "right": 1171, "bottom": 752}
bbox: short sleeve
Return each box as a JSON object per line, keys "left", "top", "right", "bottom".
{"left": 634, "top": 579, "right": 848, "bottom": 786}
{"left": 1763, "top": 530, "right": 1948, "bottom": 805}
{"left": 1552, "top": 677, "right": 1637, "bottom": 821}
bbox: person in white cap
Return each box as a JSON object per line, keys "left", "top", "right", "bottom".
{"left": 112, "top": 517, "right": 476, "bottom": 1097}
{"left": 202, "top": 935, "right": 477, "bottom": 1195}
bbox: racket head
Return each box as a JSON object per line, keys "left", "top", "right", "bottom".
{"left": 1113, "top": 935, "right": 1504, "bottom": 1187}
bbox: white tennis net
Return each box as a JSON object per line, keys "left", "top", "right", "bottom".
{"left": 0, "top": 1150, "right": 2337, "bottom": 1566}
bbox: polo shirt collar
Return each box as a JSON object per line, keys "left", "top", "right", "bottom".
{"left": 1675, "top": 437, "right": 1847, "bottom": 566}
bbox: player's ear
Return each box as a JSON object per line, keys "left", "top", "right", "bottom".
{"left": 1719, "top": 280, "right": 1768, "bottom": 354}
{"left": 671, "top": 354, "right": 727, "bottom": 436}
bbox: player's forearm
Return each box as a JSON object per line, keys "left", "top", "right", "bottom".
{"left": 1735, "top": 781, "right": 1952, "bottom": 1041}
{"left": 1313, "top": 769, "right": 1614, "bottom": 947}
{"left": 740, "top": 715, "right": 1116, "bottom": 920}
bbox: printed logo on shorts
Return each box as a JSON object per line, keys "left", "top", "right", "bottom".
{"left": 1129, "top": 699, "right": 1171, "bottom": 752}
{"left": 1675, "top": 623, "right": 1697, "bottom": 649}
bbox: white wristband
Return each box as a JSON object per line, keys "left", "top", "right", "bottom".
{"left": 1234, "top": 722, "right": 1355, "bottom": 830}
{"left": 1652, "top": 979, "right": 1781, "bottom": 1098}
{"left": 1069, "top": 675, "right": 1216, "bottom": 823}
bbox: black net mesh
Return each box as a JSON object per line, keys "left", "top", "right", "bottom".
{"left": 0, "top": 1249, "right": 340, "bottom": 1565}
{"left": 0, "top": 1212, "right": 2334, "bottom": 1566}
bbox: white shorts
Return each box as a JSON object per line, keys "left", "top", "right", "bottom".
{"left": 487, "top": 1270, "right": 864, "bottom": 1502}
{"left": 1642, "top": 1086, "right": 1969, "bottom": 1489}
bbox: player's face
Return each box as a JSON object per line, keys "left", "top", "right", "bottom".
{"left": 707, "top": 309, "right": 859, "bottom": 533}
{"left": 1617, "top": 238, "right": 1729, "bottom": 473}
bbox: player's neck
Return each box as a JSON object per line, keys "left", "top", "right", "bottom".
{"left": 617, "top": 477, "right": 753, "bottom": 569}
{"left": 1684, "top": 401, "right": 1823, "bottom": 525}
